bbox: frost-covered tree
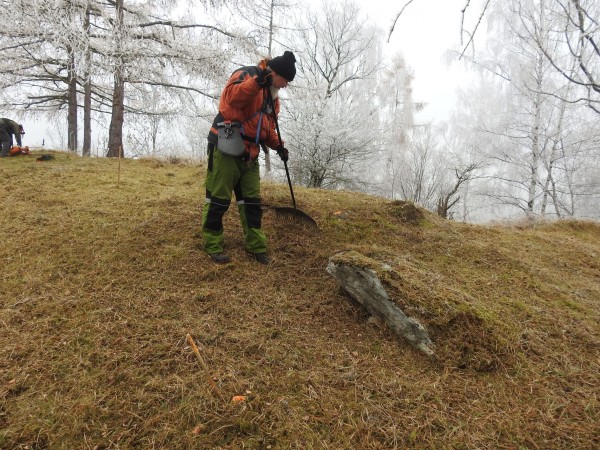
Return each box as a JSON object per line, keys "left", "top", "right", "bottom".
{"left": 522, "top": 0, "right": 600, "bottom": 115}
{"left": 370, "top": 53, "right": 418, "bottom": 200}
{"left": 125, "top": 89, "right": 174, "bottom": 157}
{"left": 392, "top": 124, "right": 444, "bottom": 209}
{"left": 451, "top": 0, "right": 599, "bottom": 221}
{"left": 0, "top": 0, "right": 92, "bottom": 151}
{"left": 102, "top": 0, "right": 249, "bottom": 156}
{"left": 284, "top": 0, "right": 382, "bottom": 189}
{"left": 391, "top": 0, "right": 599, "bottom": 114}
{"left": 0, "top": 0, "right": 251, "bottom": 156}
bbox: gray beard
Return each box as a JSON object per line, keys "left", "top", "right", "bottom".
{"left": 270, "top": 86, "right": 280, "bottom": 100}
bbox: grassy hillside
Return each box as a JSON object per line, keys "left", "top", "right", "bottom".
{"left": 1, "top": 151, "right": 598, "bottom": 449}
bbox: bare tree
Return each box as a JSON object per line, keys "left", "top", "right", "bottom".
{"left": 436, "top": 163, "right": 480, "bottom": 219}
{"left": 284, "top": 0, "right": 382, "bottom": 189}
{"left": 394, "top": 125, "right": 445, "bottom": 209}
{"left": 372, "top": 53, "right": 418, "bottom": 200}
{"left": 524, "top": 0, "right": 600, "bottom": 115}
{"left": 125, "top": 89, "right": 174, "bottom": 156}
{"left": 390, "top": 0, "right": 599, "bottom": 115}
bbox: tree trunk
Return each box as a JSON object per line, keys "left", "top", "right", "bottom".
{"left": 527, "top": 56, "right": 544, "bottom": 223}
{"left": 541, "top": 100, "right": 566, "bottom": 217}
{"left": 67, "top": 49, "right": 78, "bottom": 153}
{"left": 83, "top": 80, "right": 92, "bottom": 156}
{"left": 107, "top": 69, "right": 125, "bottom": 157}
{"left": 107, "top": 0, "right": 125, "bottom": 158}
{"left": 151, "top": 116, "right": 160, "bottom": 155}
{"left": 82, "top": 6, "right": 92, "bottom": 157}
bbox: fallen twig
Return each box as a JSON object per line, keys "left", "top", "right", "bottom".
{"left": 9, "top": 297, "right": 34, "bottom": 309}
{"left": 134, "top": 213, "right": 159, "bottom": 230}
{"left": 186, "top": 333, "right": 225, "bottom": 402}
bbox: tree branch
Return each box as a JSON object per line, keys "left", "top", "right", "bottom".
{"left": 387, "top": 0, "right": 416, "bottom": 43}
{"left": 459, "top": 0, "right": 492, "bottom": 60}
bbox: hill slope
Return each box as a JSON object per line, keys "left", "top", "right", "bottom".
{"left": 1, "top": 152, "right": 599, "bottom": 449}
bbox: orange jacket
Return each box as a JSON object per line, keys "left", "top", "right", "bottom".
{"left": 209, "top": 60, "right": 281, "bottom": 160}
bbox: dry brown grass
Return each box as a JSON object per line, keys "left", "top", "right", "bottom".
{"left": 1, "top": 151, "right": 599, "bottom": 449}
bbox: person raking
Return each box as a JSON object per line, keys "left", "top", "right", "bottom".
{"left": 0, "top": 118, "right": 25, "bottom": 158}
{"left": 202, "top": 51, "right": 297, "bottom": 265}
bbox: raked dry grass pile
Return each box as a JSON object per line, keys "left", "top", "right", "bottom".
{"left": 1, "top": 151, "right": 599, "bottom": 449}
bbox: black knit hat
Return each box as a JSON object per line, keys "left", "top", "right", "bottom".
{"left": 268, "top": 51, "right": 297, "bottom": 82}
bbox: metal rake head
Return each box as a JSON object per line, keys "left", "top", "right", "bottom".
{"left": 274, "top": 207, "right": 318, "bottom": 230}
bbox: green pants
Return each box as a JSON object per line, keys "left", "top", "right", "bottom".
{"left": 202, "top": 144, "right": 267, "bottom": 254}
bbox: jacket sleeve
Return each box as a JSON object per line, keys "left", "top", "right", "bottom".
{"left": 220, "top": 72, "right": 262, "bottom": 110}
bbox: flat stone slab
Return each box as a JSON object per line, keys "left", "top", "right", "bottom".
{"left": 327, "top": 251, "right": 434, "bottom": 356}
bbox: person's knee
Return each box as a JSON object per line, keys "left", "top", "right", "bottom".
{"left": 203, "top": 197, "right": 231, "bottom": 231}
{"left": 244, "top": 197, "right": 262, "bottom": 229}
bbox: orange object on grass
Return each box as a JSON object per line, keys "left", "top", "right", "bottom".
{"left": 8, "top": 146, "right": 30, "bottom": 156}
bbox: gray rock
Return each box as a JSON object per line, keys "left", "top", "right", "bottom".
{"left": 327, "top": 253, "right": 434, "bottom": 356}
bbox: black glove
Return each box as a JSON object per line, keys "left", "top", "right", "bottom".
{"left": 276, "top": 145, "right": 289, "bottom": 162}
{"left": 255, "top": 68, "right": 272, "bottom": 88}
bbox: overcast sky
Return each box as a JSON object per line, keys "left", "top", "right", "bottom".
{"left": 358, "top": 0, "right": 480, "bottom": 123}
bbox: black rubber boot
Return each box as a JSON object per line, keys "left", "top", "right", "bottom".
{"left": 248, "top": 252, "right": 270, "bottom": 265}
{"left": 208, "top": 253, "right": 231, "bottom": 264}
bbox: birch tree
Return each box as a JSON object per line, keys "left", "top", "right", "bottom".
{"left": 454, "top": 0, "right": 590, "bottom": 221}
{"left": 524, "top": 0, "right": 600, "bottom": 115}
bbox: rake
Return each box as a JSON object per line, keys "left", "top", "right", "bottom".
{"left": 275, "top": 160, "right": 318, "bottom": 229}
{"left": 268, "top": 91, "right": 318, "bottom": 230}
